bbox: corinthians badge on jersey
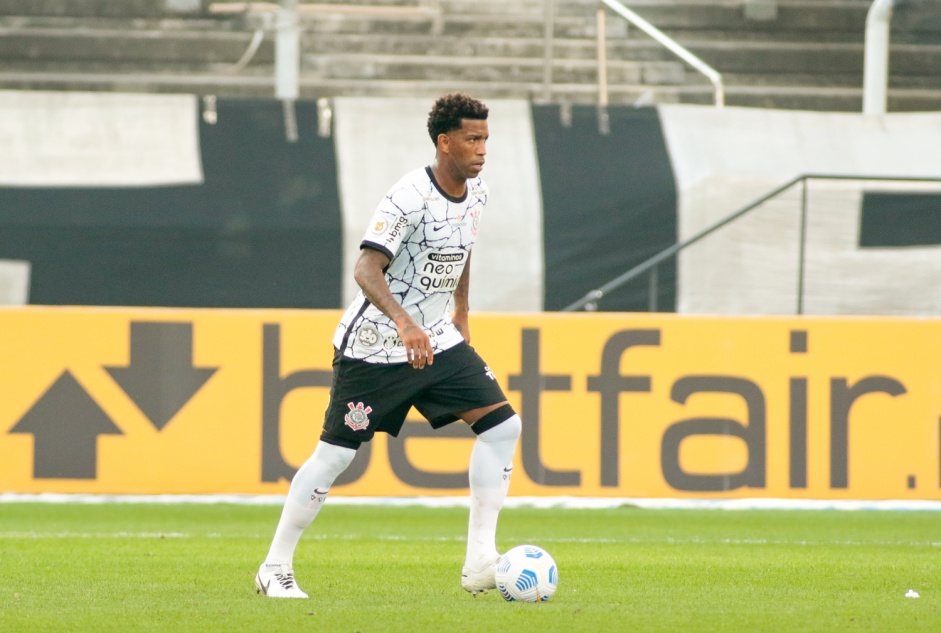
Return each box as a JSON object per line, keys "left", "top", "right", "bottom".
{"left": 344, "top": 402, "right": 373, "bottom": 431}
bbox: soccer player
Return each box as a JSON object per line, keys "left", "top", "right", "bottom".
{"left": 256, "top": 93, "right": 522, "bottom": 599}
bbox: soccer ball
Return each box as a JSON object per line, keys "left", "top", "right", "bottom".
{"left": 495, "top": 545, "right": 559, "bottom": 602}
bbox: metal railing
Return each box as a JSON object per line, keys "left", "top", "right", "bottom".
{"left": 562, "top": 174, "right": 941, "bottom": 313}
{"left": 863, "top": 0, "right": 895, "bottom": 115}
{"left": 596, "top": 0, "right": 724, "bottom": 107}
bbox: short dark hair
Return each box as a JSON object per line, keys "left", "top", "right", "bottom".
{"left": 427, "top": 93, "right": 489, "bottom": 145}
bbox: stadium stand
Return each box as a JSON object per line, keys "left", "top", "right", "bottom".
{"left": 0, "top": 0, "right": 938, "bottom": 111}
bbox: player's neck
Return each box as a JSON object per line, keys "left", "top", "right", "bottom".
{"left": 430, "top": 162, "right": 467, "bottom": 199}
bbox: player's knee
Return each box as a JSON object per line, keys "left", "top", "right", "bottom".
{"left": 484, "top": 413, "right": 521, "bottom": 443}
{"left": 316, "top": 440, "right": 358, "bottom": 467}
{"left": 320, "top": 431, "right": 363, "bottom": 452}
{"left": 471, "top": 403, "right": 521, "bottom": 442}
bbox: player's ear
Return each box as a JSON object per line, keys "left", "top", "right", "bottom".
{"left": 437, "top": 132, "right": 450, "bottom": 153}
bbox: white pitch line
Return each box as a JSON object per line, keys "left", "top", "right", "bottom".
{"left": 2, "top": 531, "right": 939, "bottom": 548}
{"left": 0, "top": 531, "right": 190, "bottom": 539}
{"left": 3, "top": 493, "right": 941, "bottom": 512}
{"left": 0, "top": 492, "right": 941, "bottom": 512}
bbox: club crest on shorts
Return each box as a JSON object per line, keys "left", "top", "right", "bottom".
{"left": 344, "top": 402, "right": 373, "bottom": 431}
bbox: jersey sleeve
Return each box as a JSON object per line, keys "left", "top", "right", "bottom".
{"left": 360, "top": 184, "right": 423, "bottom": 260}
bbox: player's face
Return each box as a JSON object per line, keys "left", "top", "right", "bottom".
{"left": 445, "top": 119, "right": 488, "bottom": 179}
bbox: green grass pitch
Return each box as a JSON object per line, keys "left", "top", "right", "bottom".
{"left": 1, "top": 501, "right": 939, "bottom": 632}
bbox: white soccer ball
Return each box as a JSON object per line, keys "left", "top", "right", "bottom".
{"left": 495, "top": 544, "right": 559, "bottom": 602}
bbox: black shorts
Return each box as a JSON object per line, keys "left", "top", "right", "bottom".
{"left": 320, "top": 342, "right": 508, "bottom": 449}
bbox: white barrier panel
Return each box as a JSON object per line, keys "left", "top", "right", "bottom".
{"left": 333, "top": 97, "right": 544, "bottom": 312}
{"left": 0, "top": 260, "right": 29, "bottom": 305}
{"left": 0, "top": 91, "right": 203, "bottom": 187}
{"left": 659, "top": 106, "right": 941, "bottom": 316}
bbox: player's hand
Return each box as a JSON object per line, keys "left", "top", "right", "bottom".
{"left": 396, "top": 316, "right": 434, "bottom": 369}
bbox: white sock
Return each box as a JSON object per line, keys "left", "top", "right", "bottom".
{"left": 465, "top": 414, "right": 521, "bottom": 568}
{"left": 264, "top": 441, "right": 357, "bottom": 566}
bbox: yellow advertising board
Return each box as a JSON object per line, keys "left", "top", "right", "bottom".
{"left": 1, "top": 307, "right": 939, "bottom": 500}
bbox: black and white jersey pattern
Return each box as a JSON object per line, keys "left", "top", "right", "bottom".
{"left": 333, "top": 166, "right": 488, "bottom": 364}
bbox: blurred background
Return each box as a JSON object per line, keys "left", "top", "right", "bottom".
{"left": 0, "top": 0, "right": 938, "bottom": 315}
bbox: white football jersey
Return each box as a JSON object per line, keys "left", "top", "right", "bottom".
{"left": 333, "top": 166, "right": 488, "bottom": 363}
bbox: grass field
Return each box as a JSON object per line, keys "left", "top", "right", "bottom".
{"left": 1, "top": 500, "right": 940, "bottom": 632}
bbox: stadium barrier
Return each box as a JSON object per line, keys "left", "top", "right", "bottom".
{"left": 2, "top": 306, "right": 938, "bottom": 500}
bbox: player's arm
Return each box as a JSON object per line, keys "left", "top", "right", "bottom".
{"left": 354, "top": 247, "right": 434, "bottom": 369}
{"left": 452, "top": 252, "right": 471, "bottom": 344}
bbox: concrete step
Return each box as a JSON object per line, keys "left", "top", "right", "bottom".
{"left": 603, "top": 0, "right": 870, "bottom": 32}
{"left": 0, "top": 26, "right": 271, "bottom": 64}
{"left": 0, "top": 0, "right": 938, "bottom": 115}
{"left": 302, "top": 52, "right": 684, "bottom": 85}
{"left": 6, "top": 18, "right": 939, "bottom": 80}
{"left": 0, "top": 0, "right": 199, "bottom": 18}
{"left": 721, "top": 84, "right": 941, "bottom": 113}
{"left": 722, "top": 71, "right": 941, "bottom": 91}
{"left": 1, "top": 1, "right": 933, "bottom": 44}
{"left": 0, "top": 49, "right": 684, "bottom": 88}
{"left": 0, "top": 0, "right": 444, "bottom": 18}
{"left": 682, "top": 40, "right": 941, "bottom": 77}
{"left": 1, "top": 63, "right": 937, "bottom": 112}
